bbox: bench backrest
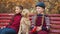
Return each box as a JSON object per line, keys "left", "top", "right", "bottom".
{"left": 0, "top": 13, "right": 14, "bottom": 28}
{"left": 0, "top": 13, "right": 60, "bottom": 34}
{"left": 47, "top": 14, "right": 60, "bottom": 34}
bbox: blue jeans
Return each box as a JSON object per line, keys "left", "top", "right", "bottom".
{"left": 0, "top": 28, "right": 16, "bottom": 34}
{"left": 0, "top": 29, "right": 2, "bottom": 33}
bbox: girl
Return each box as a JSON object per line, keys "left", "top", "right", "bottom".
{"left": 18, "top": 9, "right": 31, "bottom": 34}
{"left": 0, "top": 5, "right": 23, "bottom": 34}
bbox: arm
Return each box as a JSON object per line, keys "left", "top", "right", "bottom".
{"left": 42, "top": 16, "right": 50, "bottom": 31}
{"left": 45, "top": 17, "right": 50, "bottom": 30}
{"left": 18, "top": 22, "right": 22, "bottom": 34}
{"left": 9, "top": 15, "right": 21, "bottom": 32}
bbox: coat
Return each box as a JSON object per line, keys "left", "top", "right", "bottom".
{"left": 18, "top": 17, "right": 31, "bottom": 34}
{"left": 9, "top": 13, "right": 22, "bottom": 33}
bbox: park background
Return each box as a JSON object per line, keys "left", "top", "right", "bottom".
{"left": 0, "top": 0, "right": 60, "bottom": 14}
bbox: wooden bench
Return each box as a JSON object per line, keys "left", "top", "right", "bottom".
{"left": 47, "top": 14, "right": 60, "bottom": 34}
{"left": 0, "top": 13, "right": 14, "bottom": 28}
{"left": 0, "top": 13, "right": 60, "bottom": 34}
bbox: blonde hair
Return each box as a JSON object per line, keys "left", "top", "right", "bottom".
{"left": 22, "top": 9, "right": 30, "bottom": 17}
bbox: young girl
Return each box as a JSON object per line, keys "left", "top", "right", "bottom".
{"left": 18, "top": 9, "right": 31, "bottom": 34}
{"left": 30, "top": 2, "right": 48, "bottom": 34}
{"left": 0, "top": 5, "right": 23, "bottom": 34}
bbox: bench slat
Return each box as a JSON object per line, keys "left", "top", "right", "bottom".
{"left": 50, "top": 24, "right": 60, "bottom": 29}
{"left": 0, "top": 13, "right": 14, "bottom": 15}
{"left": 50, "top": 29, "right": 60, "bottom": 33}
{"left": 0, "top": 17, "right": 13, "bottom": 19}
{"left": 50, "top": 21, "right": 60, "bottom": 24}
{"left": 50, "top": 17, "right": 60, "bottom": 21}
{"left": 0, "top": 20, "right": 11, "bottom": 22}
{"left": 47, "top": 14, "right": 60, "bottom": 17}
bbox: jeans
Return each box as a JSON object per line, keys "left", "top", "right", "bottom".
{"left": 0, "top": 28, "right": 16, "bottom": 34}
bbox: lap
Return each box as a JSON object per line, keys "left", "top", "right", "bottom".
{"left": 0, "top": 29, "right": 3, "bottom": 33}
{"left": 38, "top": 30, "right": 48, "bottom": 34}
{"left": 29, "top": 30, "right": 48, "bottom": 34}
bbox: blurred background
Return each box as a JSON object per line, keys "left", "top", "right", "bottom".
{"left": 0, "top": 0, "right": 60, "bottom": 14}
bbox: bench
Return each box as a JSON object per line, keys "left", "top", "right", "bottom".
{"left": 47, "top": 14, "right": 60, "bottom": 34}
{"left": 0, "top": 13, "right": 60, "bottom": 34}
{"left": 0, "top": 13, "right": 14, "bottom": 28}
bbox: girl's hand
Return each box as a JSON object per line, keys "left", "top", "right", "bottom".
{"left": 36, "top": 26, "right": 42, "bottom": 31}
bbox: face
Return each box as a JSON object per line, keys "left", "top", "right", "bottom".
{"left": 15, "top": 6, "right": 22, "bottom": 14}
{"left": 36, "top": 6, "right": 44, "bottom": 14}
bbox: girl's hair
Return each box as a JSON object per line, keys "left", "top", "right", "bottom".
{"left": 15, "top": 5, "right": 23, "bottom": 10}
{"left": 22, "top": 9, "right": 30, "bottom": 17}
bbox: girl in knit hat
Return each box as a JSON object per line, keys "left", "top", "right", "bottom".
{"left": 30, "top": 2, "right": 48, "bottom": 34}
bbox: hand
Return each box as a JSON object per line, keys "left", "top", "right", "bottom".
{"left": 36, "top": 26, "right": 42, "bottom": 31}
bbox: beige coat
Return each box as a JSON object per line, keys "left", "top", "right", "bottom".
{"left": 18, "top": 17, "right": 31, "bottom": 34}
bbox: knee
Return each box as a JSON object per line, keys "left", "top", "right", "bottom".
{"left": 1, "top": 28, "right": 16, "bottom": 34}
